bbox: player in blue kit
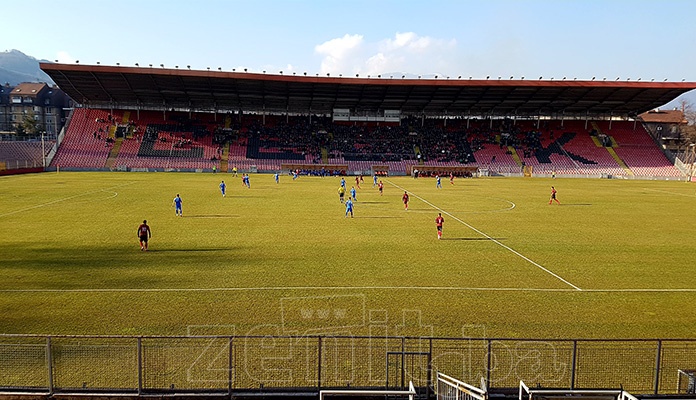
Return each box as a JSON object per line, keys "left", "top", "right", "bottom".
{"left": 219, "top": 181, "right": 226, "bottom": 197}
{"left": 436, "top": 174, "right": 442, "bottom": 189}
{"left": 373, "top": 174, "right": 378, "bottom": 187}
{"left": 345, "top": 197, "right": 354, "bottom": 218}
{"left": 172, "top": 194, "right": 183, "bottom": 216}
{"left": 350, "top": 186, "right": 357, "bottom": 201}
{"left": 274, "top": 172, "right": 279, "bottom": 184}
{"left": 340, "top": 177, "right": 346, "bottom": 189}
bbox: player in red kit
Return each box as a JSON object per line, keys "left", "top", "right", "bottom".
{"left": 137, "top": 220, "right": 152, "bottom": 251}
{"left": 435, "top": 213, "right": 444, "bottom": 239}
{"left": 378, "top": 180, "right": 384, "bottom": 196}
{"left": 402, "top": 191, "right": 409, "bottom": 210}
{"left": 549, "top": 186, "right": 560, "bottom": 205}
{"left": 449, "top": 172, "right": 455, "bottom": 185}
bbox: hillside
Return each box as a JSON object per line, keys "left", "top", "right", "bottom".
{"left": 0, "top": 49, "right": 54, "bottom": 85}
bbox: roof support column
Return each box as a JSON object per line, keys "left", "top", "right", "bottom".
{"left": 609, "top": 112, "right": 613, "bottom": 130}
{"left": 584, "top": 111, "right": 588, "bottom": 130}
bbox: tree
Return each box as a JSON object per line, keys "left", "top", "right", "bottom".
{"left": 679, "top": 100, "right": 696, "bottom": 145}
{"left": 15, "top": 109, "right": 41, "bottom": 136}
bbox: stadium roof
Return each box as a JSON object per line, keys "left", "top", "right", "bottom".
{"left": 41, "top": 63, "right": 696, "bottom": 117}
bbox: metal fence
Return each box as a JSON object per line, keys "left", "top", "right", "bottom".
{"left": 1, "top": 335, "right": 696, "bottom": 395}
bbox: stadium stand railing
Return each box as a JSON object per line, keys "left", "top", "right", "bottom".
{"left": 1, "top": 336, "right": 696, "bottom": 397}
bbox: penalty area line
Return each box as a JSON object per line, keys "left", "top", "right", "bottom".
{"left": 385, "top": 179, "right": 582, "bottom": 291}
{"left": 0, "top": 181, "right": 136, "bottom": 218}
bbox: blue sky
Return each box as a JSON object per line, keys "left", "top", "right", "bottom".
{"left": 4, "top": 0, "right": 696, "bottom": 104}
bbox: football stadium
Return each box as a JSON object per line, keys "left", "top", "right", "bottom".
{"left": 1, "top": 61, "right": 696, "bottom": 400}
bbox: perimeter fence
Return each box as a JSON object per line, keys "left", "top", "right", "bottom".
{"left": 1, "top": 335, "right": 696, "bottom": 395}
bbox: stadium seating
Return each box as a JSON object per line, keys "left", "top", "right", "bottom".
{"left": 49, "top": 108, "right": 686, "bottom": 177}
{"left": 0, "top": 140, "right": 53, "bottom": 169}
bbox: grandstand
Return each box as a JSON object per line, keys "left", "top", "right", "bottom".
{"left": 28, "top": 63, "right": 695, "bottom": 179}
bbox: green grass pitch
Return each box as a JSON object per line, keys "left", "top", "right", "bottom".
{"left": 1, "top": 171, "right": 696, "bottom": 339}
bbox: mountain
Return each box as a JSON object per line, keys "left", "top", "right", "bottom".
{"left": 0, "top": 49, "right": 54, "bottom": 85}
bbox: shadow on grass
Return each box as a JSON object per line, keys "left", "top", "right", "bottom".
{"left": 354, "top": 216, "right": 403, "bottom": 219}
{"left": 440, "top": 237, "right": 507, "bottom": 241}
{"left": 185, "top": 214, "right": 240, "bottom": 218}
{"left": 356, "top": 201, "right": 389, "bottom": 204}
{"left": 557, "top": 203, "right": 592, "bottom": 206}
{"left": 147, "top": 248, "right": 234, "bottom": 252}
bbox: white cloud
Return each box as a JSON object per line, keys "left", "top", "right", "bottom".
{"left": 315, "top": 32, "right": 457, "bottom": 77}
{"left": 56, "top": 51, "right": 74, "bottom": 63}
{"left": 315, "top": 34, "right": 364, "bottom": 75}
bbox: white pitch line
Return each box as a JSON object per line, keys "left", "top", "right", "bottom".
{"left": 0, "top": 182, "right": 136, "bottom": 218}
{"left": 1, "top": 286, "right": 695, "bottom": 293}
{"left": 385, "top": 179, "right": 583, "bottom": 291}
{"left": 0, "top": 286, "right": 573, "bottom": 293}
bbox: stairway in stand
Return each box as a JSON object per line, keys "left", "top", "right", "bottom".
{"left": 507, "top": 146, "right": 523, "bottom": 167}
{"left": 414, "top": 146, "right": 423, "bottom": 165}
{"left": 105, "top": 137, "right": 124, "bottom": 169}
{"left": 591, "top": 122, "right": 633, "bottom": 176}
{"left": 220, "top": 145, "right": 229, "bottom": 173}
